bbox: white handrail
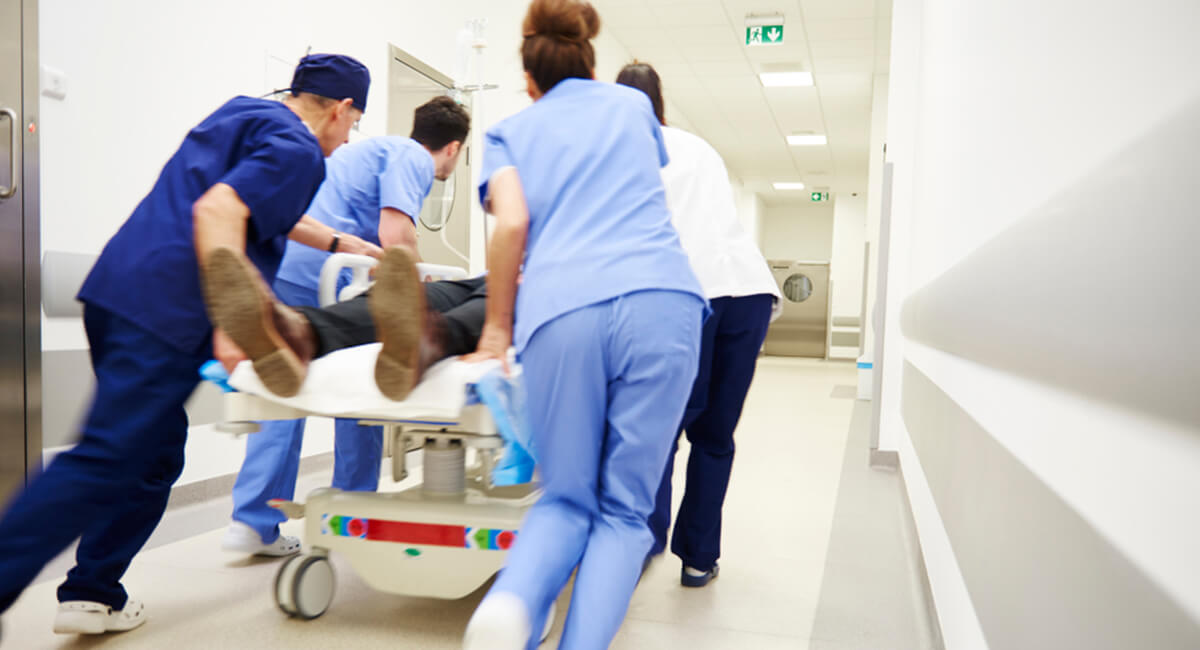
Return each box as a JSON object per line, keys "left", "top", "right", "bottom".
{"left": 318, "top": 253, "right": 378, "bottom": 307}
{"left": 317, "top": 253, "right": 470, "bottom": 307}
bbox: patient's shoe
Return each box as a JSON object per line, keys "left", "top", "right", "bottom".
{"left": 371, "top": 247, "right": 426, "bottom": 401}
{"left": 221, "top": 521, "right": 301, "bottom": 557}
{"left": 53, "top": 598, "right": 147, "bottom": 635}
{"left": 463, "top": 592, "right": 531, "bottom": 650}
{"left": 202, "top": 247, "right": 315, "bottom": 397}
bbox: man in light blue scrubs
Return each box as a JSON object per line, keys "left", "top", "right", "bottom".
{"left": 0, "top": 54, "right": 368, "bottom": 636}
{"left": 221, "top": 96, "right": 471, "bottom": 556}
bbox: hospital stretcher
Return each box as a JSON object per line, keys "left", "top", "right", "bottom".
{"left": 217, "top": 254, "right": 552, "bottom": 638}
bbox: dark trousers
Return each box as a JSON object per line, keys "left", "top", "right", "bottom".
{"left": 648, "top": 293, "right": 774, "bottom": 570}
{"left": 296, "top": 276, "right": 487, "bottom": 358}
{"left": 0, "top": 306, "right": 205, "bottom": 612}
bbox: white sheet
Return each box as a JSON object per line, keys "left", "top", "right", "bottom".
{"left": 227, "top": 343, "right": 503, "bottom": 421}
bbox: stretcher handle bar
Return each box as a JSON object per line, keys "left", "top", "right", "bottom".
{"left": 416, "top": 263, "right": 469, "bottom": 282}
{"left": 0, "top": 108, "right": 17, "bottom": 199}
{"left": 318, "top": 253, "right": 472, "bottom": 307}
{"left": 318, "top": 253, "right": 377, "bottom": 307}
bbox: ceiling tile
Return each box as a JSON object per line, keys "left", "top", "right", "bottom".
{"left": 701, "top": 74, "right": 761, "bottom": 94}
{"left": 651, "top": 2, "right": 731, "bottom": 26}
{"left": 664, "top": 24, "right": 737, "bottom": 46}
{"left": 814, "top": 57, "right": 876, "bottom": 74}
{"left": 804, "top": 18, "right": 876, "bottom": 41}
{"left": 817, "top": 74, "right": 873, "bottom": 97}
{"left": 678, "top": 42, "right": 744, "bottom": 62}
{"left": 689, "top": 59, "right": 756, "bottom": 77}
{"left": 800, "top": 0, "right": 876, "bottom": 20}
{"left": 809, "top": 39, "right": 876, "bottom": 59}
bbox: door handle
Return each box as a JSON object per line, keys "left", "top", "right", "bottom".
{"left": 0, "top": 108, "right": 16, "bottom": 199}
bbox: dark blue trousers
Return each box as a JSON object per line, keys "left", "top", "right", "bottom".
{"left": 0, "top": 305, "right": 205, "bottom": 612}
{"left": 649, "top": 293, "right": 774, "bottom": 571}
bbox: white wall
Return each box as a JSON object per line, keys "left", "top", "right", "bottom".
{"left": 879, "top": 0, "right": 1200, "bottom": 646}
{"left": 759, "top": 202, "right": 834, "bottom": 262}
{"left": 829, "top": 192, "right": 867, "bottom": 319}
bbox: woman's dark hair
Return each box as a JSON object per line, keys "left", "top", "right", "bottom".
{"left": 615, "top": 62, "right": 665, "bottom": 125}
{"left": 410, "top": 95, "right": 471, "bottom": 151}
{"left": 522, "top": 0, "right": 601, "bottom": 94}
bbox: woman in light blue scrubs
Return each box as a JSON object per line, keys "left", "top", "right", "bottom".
{"left": 463, "top": 2, "right": 706, "bottom": 648}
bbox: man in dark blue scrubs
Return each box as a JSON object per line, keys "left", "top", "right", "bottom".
{"left": 0, "top": 53, "right": 370, "bottom": 636}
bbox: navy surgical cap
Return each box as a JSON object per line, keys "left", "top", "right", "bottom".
{"left": 290, "top": 53, "right": 371, "bottom": 112}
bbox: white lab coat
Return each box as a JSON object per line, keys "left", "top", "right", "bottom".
{"left": 660, "top": 125, "right": 782, "bottom": 319}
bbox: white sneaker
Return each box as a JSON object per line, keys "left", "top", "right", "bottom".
{"left": 463, "top": 592, "right": 531, "bottom": 650}
{"left": 220, "top": 521, "right": 301, "bottom": 557}
{"left": 54, "top": 599, "right": 146, "bottom": 634}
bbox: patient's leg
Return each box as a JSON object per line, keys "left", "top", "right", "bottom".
{"left": 297, "top": 276, "right": 487, "bottom": 359}
{"left": 203, "top": 248, "right": 317, "bottom": 397}
{"left": 424, "top": 277, "right": 486, "bottom": 356}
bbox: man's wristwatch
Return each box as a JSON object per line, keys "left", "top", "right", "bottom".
{"left": 328, "top": 233, "right": 341, "bottom": 253}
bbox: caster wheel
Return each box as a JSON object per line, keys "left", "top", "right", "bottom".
{"left": 274, "top": 554, "right": 335, "bottom": 619}
{"left": 539, "top": 601, "right": 557, "bottom": 643}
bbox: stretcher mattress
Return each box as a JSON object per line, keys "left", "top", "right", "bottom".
{"left": 228, "top": 343, "right": 503, "bottom": 421}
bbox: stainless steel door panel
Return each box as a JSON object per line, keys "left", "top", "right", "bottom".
{"left": 0, "top": 0, "right": 39, "bottom": 503}
{"left": 764, "top": 261, "right": 830, "bottom": 357}
{"left": 0, "top": 0, "right": 25, "bottom": 501}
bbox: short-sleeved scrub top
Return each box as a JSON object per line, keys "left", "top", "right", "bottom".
{"left": 78, "top": 96, "right": 326, "bottom": 355}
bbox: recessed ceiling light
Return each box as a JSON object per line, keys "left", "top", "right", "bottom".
{"left": 759, "top": 71, "right": 813, "bottom": 87}
{"left": 772, "top": 181, "right": 806, "bottom": 190}
{"left": 787, "top": 134, "right": 827, "bottom": 146}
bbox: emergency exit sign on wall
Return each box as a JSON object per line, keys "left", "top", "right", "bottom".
{"left": 811, "top": 192, "right": 829, "bottom": 202}
{"left": 746, "top": 16, "right": 784, "bottom": 46}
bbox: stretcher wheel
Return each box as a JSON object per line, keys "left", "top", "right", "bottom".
{"left": 540, "top": 602, "right": 557, "bottom": 643}
{"left": 274, "top": 554, "right": 336, "bottom": 619}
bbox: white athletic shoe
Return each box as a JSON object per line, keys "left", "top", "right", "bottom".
{"left": 53, "top": 598, "right": 146, "bottom": 635}
{"left": 220, "top": 521, "right": 301, "bottom": 557}
{"left": 463, "top": 592, "right": 532, "bottom": 650}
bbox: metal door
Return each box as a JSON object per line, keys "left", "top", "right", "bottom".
{"left": 0, "top": 0, "right": 40, "bottom": 503}
{"left": 386, "top": 44, "right": 472, "bottom": 268}
{"left": 763, "top": 260, "right": 830, "bottom": 357}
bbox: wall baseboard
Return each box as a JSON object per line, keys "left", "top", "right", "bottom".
{"left": 869, "top": 448, "right": 899, "bottom": 469}
{"left": 164, "top": 451, "right": 337, "bottom": 511}
{"left": 895, "top": 461, "right": 947, "bottom": 650}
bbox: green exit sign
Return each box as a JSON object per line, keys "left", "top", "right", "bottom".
{"left": 746, "top": 24, "right": 784, "bottom": 46}
{"left": 811, "top": 192, "right": 829, "bottom": 202}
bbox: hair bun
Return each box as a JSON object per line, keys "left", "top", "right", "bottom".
{"left": 524, "top": 0, "right": 601, "bottom": 44}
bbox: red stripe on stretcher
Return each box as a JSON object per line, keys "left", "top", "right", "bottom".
{"left": 366, "top": 520, "right": 466, "bottom": 547}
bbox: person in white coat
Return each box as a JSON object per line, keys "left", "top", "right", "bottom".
{"left": 617, "top": 62, "right": 782, "bottom": 588}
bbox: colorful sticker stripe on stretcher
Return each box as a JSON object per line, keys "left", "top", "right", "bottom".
{"left": 320, "top": 514, "right": 516, "bottom": 550}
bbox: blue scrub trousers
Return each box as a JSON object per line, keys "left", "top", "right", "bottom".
{"left": 648, "top": 293, "right": 774, "bottom": 571}
{"left": 0, "top": 305, "right": 206, "bottom": 612}
{"left": 486, "top": 290, "right": 703, "bottom": 649}
{"left": 230, "top": 278, "right": 382, "bottom": 544}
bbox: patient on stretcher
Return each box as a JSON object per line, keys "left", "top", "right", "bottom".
{"left": 204, "top": 246, "right": 485, "bottom": 400}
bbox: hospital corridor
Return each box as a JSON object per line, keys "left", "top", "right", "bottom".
{"left": 3, "top": 358, "right": 937, "bottom": 649}
{"left": 1, "top": 0, "right": 1198, "bottom": 649}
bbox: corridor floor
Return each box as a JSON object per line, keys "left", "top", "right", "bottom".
{"left": 2, "top": 357, "right": 935, "bottom": 649}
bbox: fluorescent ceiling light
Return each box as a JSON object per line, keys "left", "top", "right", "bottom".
{"left": 772, "top": 182, "right": 806, "bottom": 190}
{"left": 759, "top": 71, "right": 812, "bottom": 87}
{"left": 787, "top": 134, "right": 827, "bottom": 146}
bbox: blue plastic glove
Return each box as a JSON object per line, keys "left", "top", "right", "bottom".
{"left": 199, "top": 359, "right": 235, "bottom": 393}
